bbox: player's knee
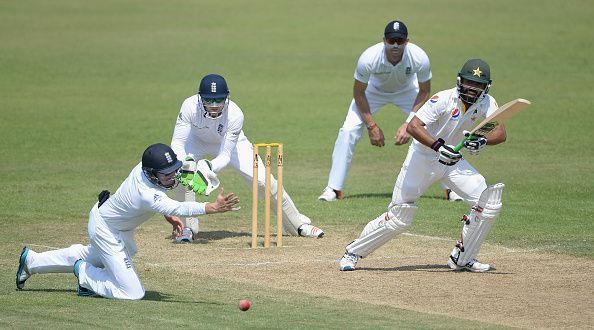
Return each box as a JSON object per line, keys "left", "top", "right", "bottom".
{"left": 120, "top": 282, "right": 145, "bottom": 300}
{"left": 385, "top": 203, "right": 417, "bottom": 230}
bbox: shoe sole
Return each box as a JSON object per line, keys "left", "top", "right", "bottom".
{"left": 16, "top": 247, "right": 29, "bottom": 290}
{"left": 340, "top": 266, "right": 355, "bottom": 271}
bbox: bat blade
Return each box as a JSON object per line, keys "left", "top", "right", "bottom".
{"left": 453, "top": 98, "right": 531, "bottom": 152}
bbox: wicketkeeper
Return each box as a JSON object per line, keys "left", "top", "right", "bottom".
{"left": 167, "top": 73, "right": 324, "bottom": 243}
{"left": 340, "top": 59, "right": 507, "bottom": 272}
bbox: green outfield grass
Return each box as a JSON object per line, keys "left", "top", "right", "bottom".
{"left": 1, "top": 0, "right": 592, "bottom": 328}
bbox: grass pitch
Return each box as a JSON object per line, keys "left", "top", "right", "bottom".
{"left": 1, "top": 0, "right": 593, "bottom": 328}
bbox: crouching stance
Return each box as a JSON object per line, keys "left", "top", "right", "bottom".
{"left": 340, "top": 59, "right": 507, "bottom": 272}
{"left": 16, "top": 143, "right": 239, "bottom": 299}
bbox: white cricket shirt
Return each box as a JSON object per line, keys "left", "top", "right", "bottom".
{"left": 412, "top": 88, "right": 499, "bottom": 154}
{"left": 171, "top": 95, "right": 244, "bottom": 173}
{"left": 98, "top": 163, "right": 207, "bottom": 231}
{"left": 354, "top": 42, "right": 432, "bottom": 94}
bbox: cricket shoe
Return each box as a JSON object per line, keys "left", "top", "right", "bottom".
{"left": 447, "top": 256, "right": 491, "bottom": 272}
{"left": 445, "top": 189, "right": 463, "bottom": 202}
{"left": 176, "top": 227, "right": 194, "bottom": 243}
{"left": 73, "top": 259, "right": 97, "bottom": 297}
{"left": 339, "top": 252, "right": 359, "bottom": 271}
{"left": 16, "top": 246, "right": 31, "bottom": 290}
{"left": 318, "top": 187, "right": 342, "bottom": 201}
{"left": 298, "top": 224, "right": 325, "bottom": 238}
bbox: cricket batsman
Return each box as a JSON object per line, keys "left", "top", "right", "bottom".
{"left": 167, "top": 74, "right": 324, "bottom": 242}
{"left": 340, "top": 59, "right": 507, "bottom": 272}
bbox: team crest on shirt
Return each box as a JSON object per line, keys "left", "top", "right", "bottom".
{"left": 405, "top": 67, "right": 411, "bottom": 75}
{"left": 429, "top": 95, "right": 439, "bottom": 103}
{"left": 217, "top": 124, "right": 224, "bottom": 134}
{"left": 451, "top": 108, "right": 460, "bottom": 119}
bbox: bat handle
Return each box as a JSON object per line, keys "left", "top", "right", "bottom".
{"left": 453, "top": 140, "right": 465, "bottom": 152}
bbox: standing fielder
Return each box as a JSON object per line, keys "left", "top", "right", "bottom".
{"left": 319, "top": 20, "right": 433, "bottom": 201}
{"left": 168, "top": 74, "right": 324, "bottom": 242}
{"left": 340, "top": 59, "right": 506, "bottom": 272}
{"left": 16, "top": 143, "right": 239, "bottom": 299}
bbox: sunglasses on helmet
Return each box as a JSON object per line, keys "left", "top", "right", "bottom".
{"left": 203, "top": 97, "right": 226, "bottom": 104}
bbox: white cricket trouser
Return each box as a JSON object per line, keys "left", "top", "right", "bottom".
{"left": 348, "top": 146, "right": 487, "bottom": 257}
{"left": 327, "top": 86, "right": 419, "bottom": 191}
{"left": 26, "top": 204, "right": 144, "bottom": 300}
{"left": 177, "top": 135, "right": 309, "bottom": 236}
{"left": 391, "top": 146, "right": 487, "bottom": 206}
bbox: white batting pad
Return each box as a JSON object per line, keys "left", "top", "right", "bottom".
{"left": 347, "top": 203, "right": 417, "bottom": 258}
{"left": 455, "top": 183, "right": 504, "bottom": 266}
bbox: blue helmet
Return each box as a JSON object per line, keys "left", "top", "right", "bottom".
{"left": 141, "top": 143, "right": 182, "bottom": 189}
{"left": 198, "top": 74, "right": 230, "bottom": 119}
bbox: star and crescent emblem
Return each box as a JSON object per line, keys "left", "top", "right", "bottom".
{"left": 473, "top": 67, "right": 483, "bottom": 77}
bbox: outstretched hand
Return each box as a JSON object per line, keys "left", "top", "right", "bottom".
{"left": 205, "top": 188, "right": 240, "bottom": 214}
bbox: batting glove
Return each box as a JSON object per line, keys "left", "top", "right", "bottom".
{"left": 432, "top": 138, "right": 462, "bottom": 166}
{"left": 463, "top": 131, "right": 487, "bottom": 156}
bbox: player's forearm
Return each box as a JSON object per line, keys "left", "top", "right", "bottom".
{"left": 354, "top": 95, "right": 375, "bottom": 128}
{"left": 410, "top": 80, "right": 431, "bottom": 114}
{"left": 406, "top": 116, "right": 434, "bottom": 147}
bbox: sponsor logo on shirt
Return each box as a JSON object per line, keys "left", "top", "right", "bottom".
{"left": 429, "top": 95, "right": 439, "bottom": 103}
{"left": 451, "top": 108, "right": 460, "bottom": 119}
{"left": 154, "top": 194, "right": 162, "bottom": 202}
{"left": 123, "top": 257, "right": 132, "bottom": 269}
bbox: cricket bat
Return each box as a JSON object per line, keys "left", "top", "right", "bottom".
{"left": 453, "top": 98, "right": 531, "bottom": 152}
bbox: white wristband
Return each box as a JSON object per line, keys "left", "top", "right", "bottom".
{"left": 405, "top": 112, "right": 416, "bottom": 123}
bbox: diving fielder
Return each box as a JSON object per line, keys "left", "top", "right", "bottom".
{"left": 168, "top": 74, "right": 324, "bottom": 242}
{"left": 340, "top": 59, "right": 507, "bottom": 272}
{"left": 16, "top": 143, "right": 239, "bottom": 299}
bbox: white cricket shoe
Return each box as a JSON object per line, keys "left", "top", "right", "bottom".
{"left": 340, "top": 252, "right": 359, "bottom": 271}
{"left": 318, "top": 187, "right": 342, "bottom": 201}
{"left": 447, "top": 256, "right": 491, "bottom": 272}
{"left": 176, "top": 227, "right": 194, "bottom": 243}
{"left": 445, "top": 189, "right": 463, "bottom": 202}
{"left": 298, "top": 224, "right": 325, "bottom": 238}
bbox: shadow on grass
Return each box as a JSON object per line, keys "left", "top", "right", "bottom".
{"left": 346, "top": 193, "right": 447, "bottom": 201}
{"left": 143, "top": 291, "right": 223, "bottom": 305}
{"left": 359, "top": 264, "right": 510, "bottom": 274}
{"left": 166, "top": 230, "right": 251, "bottom": 244}
{"left": 17, "top": 288, "right": 74, "bottom": 293}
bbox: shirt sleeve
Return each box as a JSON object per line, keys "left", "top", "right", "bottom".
{"left": 170, "top": 100, "right": 193, "bottom": 159}
{"left": 414, "top": 94, "right": 441, "bottom": 125}
{"left": 354, "top": 52, "right": 372, "bottom": 84}
{"left": 415, "top": 49, "right": 432, "bottom": 83}
{"left": 211, "top": 111, "right": 243, "bottom": 173}
{"left": 147, "top": 190, "right": 207, "bottom": 217}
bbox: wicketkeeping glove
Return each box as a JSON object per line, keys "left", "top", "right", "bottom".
{"left": 178, "top": 156, "right": 196, "bottom": 185}
{"left": 195, "top": 159, "right": 220, "bottom": 195}
{"left": 432, "top": 138, "right": 462, "bottom": 166}
{"left": 462, "top": 130, "right": 487, "bottom": 156}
